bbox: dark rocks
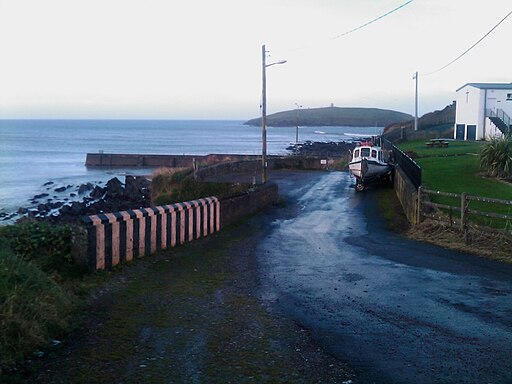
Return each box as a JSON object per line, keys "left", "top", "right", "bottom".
{"left": 105, "top": 177, "right": 124, "bottom": 198}
{"left": 34, "top": 193, "right": 49, "bottom": 199}
{"left": 78, "top": 183, "right": 93, "bottom": 194}
{"left": 17, "top": 207, "right": 29, "bottom": 214}
{"left": 52, "top": 201, "right": 63, "bottom": 209}
{"left": 16, "top": 176, "right": 151, "bottom": 224}
{"left": 287, "top": 141, "right": 356, "bottom": 157}
{"left": 43, "top": 181, "right": 54, "bottom": 186}
{"left": 125, "top": 176, "right": 151, "bottom": 201}
{"left": 37, "top": 203, "right": 49, "bottom": 213}
{"left": 90, "top": 186, "right": 105, "bottom": 199}
{"left": 70, "top": 202, "right": 85, "bottom": 215}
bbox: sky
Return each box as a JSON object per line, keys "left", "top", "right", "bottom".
{"left": 0, "top": 0, "right": 511, "bottom": 120}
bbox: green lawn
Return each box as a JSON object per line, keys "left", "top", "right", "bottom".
{"left": 397, "top": 140, "right": 512, "bottom": 230}
{"left": 398, "top": 139, "right": 484, "bottom": 157}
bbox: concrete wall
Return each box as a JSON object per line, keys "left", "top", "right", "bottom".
{"left": 394, "top": 166, "right": 418, "bottom": 224}
{"left": 220, "top": 184, "right": 278, "bottom": 227}
{"left": 86, "top": 153, "right": 339, "bottom": 170}
{"left": 195, "top": 158, "right": 334, "bottom": 181}
{"left": 86, "top": 153, "right": 265, "bottom": 167}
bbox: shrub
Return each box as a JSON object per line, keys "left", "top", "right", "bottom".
{"left": 153, "top": 179, "right": 251, "bottom": 206}
{"left": 479, "top": 135, "right": 512, "bottom": 179}
{"left": 0, "top": 240, "right": 75, "bottom": 370}
{"left": 0, "top": 221, "right": 81, "bottom": 279}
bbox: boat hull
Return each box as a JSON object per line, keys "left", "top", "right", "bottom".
{"left": 349, "top": 159, "right": 393, "bottom": 180}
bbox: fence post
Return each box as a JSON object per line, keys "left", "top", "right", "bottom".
{"left": 416, "top": 186, "right": 422, "bottom": 224}
{"left": 460, "top": 192, "right": 467, "bottom": 243}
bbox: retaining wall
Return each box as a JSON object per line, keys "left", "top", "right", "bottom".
{"left": 220, "top": 184, "right": 278, "bottom": 227}
{"left": 195, "top": 158, "right": 334, "bottom": 181}
{"left": 394, "top": 166, "right": 418, "bottom": 224}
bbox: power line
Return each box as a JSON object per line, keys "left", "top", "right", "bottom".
{"left": 276, "top": 0, "right": 415, "bottom": 53}
{"left": 331, "top": 0, "right": 415, "bottom": 41}
{"left": 422, "top": 9, "right": 512, "bottom": 76}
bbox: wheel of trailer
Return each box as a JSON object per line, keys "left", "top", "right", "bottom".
{"left": 355, "top": 182, "right": 365, "bottom": 192}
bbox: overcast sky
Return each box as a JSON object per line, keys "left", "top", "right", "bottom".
{"left": 0, "top": 0, "right": 510, "bottom": 120}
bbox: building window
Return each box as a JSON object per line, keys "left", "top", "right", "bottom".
{"left": 507, "top": 93, "right": 512, "bottom": 101}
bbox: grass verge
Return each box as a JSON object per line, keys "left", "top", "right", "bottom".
{"left": 0, "top": 240, "right": 76, "bottom": 372}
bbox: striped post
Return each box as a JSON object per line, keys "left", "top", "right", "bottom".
{"left": 82, "top": 196, "right": 221, "bottom": 270}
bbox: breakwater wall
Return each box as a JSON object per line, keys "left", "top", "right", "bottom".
{"left": 85, "top": 153, "right": 265, "bottom": 168}
{"left": 78, "top": 184, "right": 278, "bottom": 270}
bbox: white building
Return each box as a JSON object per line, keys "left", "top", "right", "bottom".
{"left": 454, "top": 82, "right": 512, "bottom": 140}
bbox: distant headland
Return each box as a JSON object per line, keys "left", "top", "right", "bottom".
{"left": 244, "top": 106, "right": 413, "bottom": 127}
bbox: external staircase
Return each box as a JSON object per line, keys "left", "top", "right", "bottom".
{"left": 486, "top": 108, "right": 511, "bottom": 136}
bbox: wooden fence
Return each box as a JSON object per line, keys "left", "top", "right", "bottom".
{"left": 418, "top": 187, "right": 512, "bottom": 240}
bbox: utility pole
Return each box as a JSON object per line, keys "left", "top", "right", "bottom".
{"left": 295, "top": 103, "right": 302, "bottom": 144}
{"left": 260, "top": 44, "right": 286, "bottom": 184}
{"left": 413, "top": 71, "right": 419, "bottom": 131}
{"left": 261, "top": 44, "right": 267, "bottom": 184}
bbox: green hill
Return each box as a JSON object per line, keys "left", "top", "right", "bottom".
{"left": 244, "top": 106, "right": 412, "bottom": 127}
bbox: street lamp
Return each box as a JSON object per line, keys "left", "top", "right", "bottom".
{"left": 261, "top": 44, "right": 286, "bottom": 184}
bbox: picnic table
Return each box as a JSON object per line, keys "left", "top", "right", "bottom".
{"left": 425, "top": 139, "right": 449, "bottom": 148}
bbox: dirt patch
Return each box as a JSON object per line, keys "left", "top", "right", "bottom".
{"left": 17, "top": 211, "right": 356, "bottom": 383}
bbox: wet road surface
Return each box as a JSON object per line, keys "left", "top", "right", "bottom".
{"left": 259, "top": 171, "right": 512, "bottom": 384}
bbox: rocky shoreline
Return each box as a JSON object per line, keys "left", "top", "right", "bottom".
{"left": 1, "top": 140, "right": 364, "bottom": 225}
{"left": 286, "top": 140, "right": 357, "bottom": 157}
{"left": 1, "top": 176, "right": 151, "bottom": 224}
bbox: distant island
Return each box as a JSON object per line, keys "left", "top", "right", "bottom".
{"left": 244, "top": 106, "right": 413, "bottom": 127}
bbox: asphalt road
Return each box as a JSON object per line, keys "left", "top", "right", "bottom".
{"left": 259, "top": 170, "right": 512, "bottom": 384}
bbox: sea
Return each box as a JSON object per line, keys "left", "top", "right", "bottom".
{"left": 0, "top": 119, "right": 381, "bottom": 216}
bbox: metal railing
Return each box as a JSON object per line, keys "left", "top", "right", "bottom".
{"left": 486, "top": 108, "right": 512, "bottom": 132}
{"left": 382, "top": 138, "right": 422, "bottom": 189}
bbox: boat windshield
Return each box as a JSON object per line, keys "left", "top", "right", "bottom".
{"left": 361, "top": 148, "right": 370, "bottom": 157}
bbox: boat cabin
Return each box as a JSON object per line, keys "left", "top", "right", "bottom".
{"left": 352, "top": 145, "right": 385, "bottom": 164}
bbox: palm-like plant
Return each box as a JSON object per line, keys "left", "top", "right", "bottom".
{"left": 479, "top": 134, "right": 512, "bottom": 179}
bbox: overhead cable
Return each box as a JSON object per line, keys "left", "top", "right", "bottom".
{"left": 331, "top": 0, "right": 416, "bottom": 41}
{"left": 422, "top": 9, "right": 512, "bottom": 76}
{"left": 277, "top": 0, "right": 415, "bottom": 52}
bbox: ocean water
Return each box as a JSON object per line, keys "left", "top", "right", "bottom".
{"left": 0, "top": 119, "right": 381, "bottom": 214}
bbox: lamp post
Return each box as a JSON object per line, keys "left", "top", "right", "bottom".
{"left": 261, "top": 44, "right": 286, "bottom": 184}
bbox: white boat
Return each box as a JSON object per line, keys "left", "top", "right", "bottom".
{"left": 349, "top": 141, "right": 393, "bottom": 191}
